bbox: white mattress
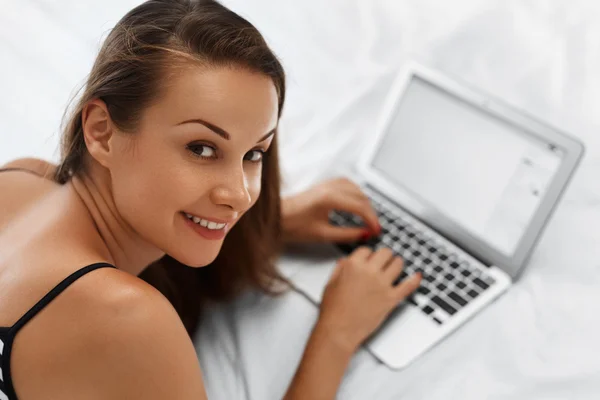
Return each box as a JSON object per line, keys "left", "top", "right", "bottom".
{"left": 2, "top": 1, "right": 599, "bottom": 399}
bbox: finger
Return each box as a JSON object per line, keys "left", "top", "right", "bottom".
{"left": 383, "top": 256, "right": 404, "bottom": 281}
{"left": 347, "top": 246, "right": 372, "bottom": 262}
{"left": 335, "top": 178, "right": 371, "bottom": 203}
{"left": 326, "top": 193, "right": 380, "bottom": 234}
{"left": 318, "top": 224, "right": 371, "bottom": 243}
{"left": 391, "top": 272, "right": 423, "bottom": 302}
{"left": 367, "top": 247, "right": 395, "bottom": 270}
{"left": 329, "top": 261, "right": 344, "bottom": 281}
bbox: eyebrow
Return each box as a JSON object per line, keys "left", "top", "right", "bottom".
{"left": 176, "top": 118, "right": 276, "bottom": 143}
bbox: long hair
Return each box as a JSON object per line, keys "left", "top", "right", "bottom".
{"left": 54, "top": 0, "right": 288, "bottom": 337}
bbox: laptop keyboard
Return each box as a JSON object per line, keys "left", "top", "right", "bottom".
{"left": 329, "top": 191, "right": 496, "bottom": 325}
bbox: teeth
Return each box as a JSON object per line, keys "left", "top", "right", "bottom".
{"left": 184, "top": 213, "right": 227, "bottom": 230}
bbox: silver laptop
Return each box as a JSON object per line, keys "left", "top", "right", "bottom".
{"left": 279, "top": 61, "right": 585, "bottom": 369}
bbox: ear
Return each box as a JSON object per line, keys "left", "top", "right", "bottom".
{"left": 81, "top": 99, "right": 115, "bottom": 169}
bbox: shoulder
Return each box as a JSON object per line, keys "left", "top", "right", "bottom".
{"left": 83, "top": 270, "right": 208, "bottom": 398}
{"left": 15, "top": 267, "right": 208, "bottom": 399}
{"left": 0, "top": 158, "right": 59, "bottom": 229}
{"left": 1, "top": 157, "right": 57, "bottom": 179}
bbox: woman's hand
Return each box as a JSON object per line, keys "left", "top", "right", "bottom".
{"left": 281, "top": 177, "right": 381, "bottom": 244}
{"left": 316, "top": 246, "right": 422, "bottom": 353}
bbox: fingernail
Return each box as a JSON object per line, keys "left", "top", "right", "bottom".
{"left": 359, "top": 230, "right": 371, "bottom": 241}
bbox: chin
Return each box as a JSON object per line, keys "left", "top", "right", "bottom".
{"left": 167, "top": 247, "right": 220, "bottom": 268}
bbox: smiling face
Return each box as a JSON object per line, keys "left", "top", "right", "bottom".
{"left": 107, "top": 64, "right": 279, "bottom": 267}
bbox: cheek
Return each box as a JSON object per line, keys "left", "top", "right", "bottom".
{"left": 247, "top": 167, "right": 263, "bottom": 205}
{"left": 109, "top": 134, "right": 187, "bottom": 238}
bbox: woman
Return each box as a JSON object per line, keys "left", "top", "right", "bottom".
{"left": 0, "top": 0, "right": 421, "bottom": 398}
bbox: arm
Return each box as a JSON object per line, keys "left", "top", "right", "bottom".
{"left": 283, "top": 249, "right": 422, "bottom": 400}
{"left": 283, "top": 321, "right": 354, "bottom": 400}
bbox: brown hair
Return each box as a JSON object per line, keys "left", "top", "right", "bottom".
{"left": 54, "top": 0, "right": 288, "bottom": 337}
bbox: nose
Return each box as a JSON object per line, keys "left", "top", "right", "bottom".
{"left": 209, "top": 164, "right": 253, "bottom": 212}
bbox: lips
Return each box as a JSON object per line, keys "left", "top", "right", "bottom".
{"left": 181, "top": 212, "right": 228, "bottom": 240}
{"left": 181, "top": 211, "right": 235, "bottom": 225}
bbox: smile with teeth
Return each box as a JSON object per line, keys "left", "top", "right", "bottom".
{"left": 183, "top": 213, "right": 228, "bottom": 230}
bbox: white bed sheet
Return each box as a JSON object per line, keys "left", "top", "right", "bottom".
{"left": 196, "top": 1, "right": 600, "bottom": 399}
{"left": 1, "top": 1, "right": 599, "bottom": 399}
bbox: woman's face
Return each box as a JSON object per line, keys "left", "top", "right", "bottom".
{"left": 109, "top": 65, "right": 279, "bottom": 267}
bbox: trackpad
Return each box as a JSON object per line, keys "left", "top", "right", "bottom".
{"left": 366, "top": 304, "right": 441, "bottom": 369}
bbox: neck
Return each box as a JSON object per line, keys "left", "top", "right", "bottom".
{"left": 68, "top": 166, "right": 165, "bottom": 276}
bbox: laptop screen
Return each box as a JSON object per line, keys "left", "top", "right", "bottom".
{"left": 371, "top": 76, "right": 564, "bottom": 256}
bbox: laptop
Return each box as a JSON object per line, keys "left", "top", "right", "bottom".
{"left": 278, "top": 61, "right": 585, "bottom": 369}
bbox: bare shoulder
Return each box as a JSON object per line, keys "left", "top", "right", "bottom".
{"left": 13, "top": 268, "right": 208, "bottom": 400}
{"left": 1, "top": 157, "right": 57, "bottom": 178}
{"left": 70, "top": 269, "right": 208, "bottom": 399}
{"left": 0, "top": 158, "right": 59, "bottom": 229}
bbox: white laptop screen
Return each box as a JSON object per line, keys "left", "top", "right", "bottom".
{"left": 371, "top": 76, "right": 564, "bottom": 256}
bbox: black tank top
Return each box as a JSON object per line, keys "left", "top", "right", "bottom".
{"left": 0, "top": 263, "right": 117, "bottom": 400}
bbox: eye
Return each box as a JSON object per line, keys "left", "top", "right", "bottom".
{"left": 188, "top": 144, "right": 216, "bottom": 159}
{"left": 245, "top": 150, "right": 265, "bottom": 163}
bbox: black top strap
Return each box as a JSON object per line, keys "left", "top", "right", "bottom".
{"left": 9, "top": 263, "right": 117, "bottom": 333}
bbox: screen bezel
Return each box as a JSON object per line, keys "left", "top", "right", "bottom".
{"left": 357, "top": 61, "right": 585, "bottom": 279}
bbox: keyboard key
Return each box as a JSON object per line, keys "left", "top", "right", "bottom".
{"left": 456, "top": 281, "right": 467, "bottom": 290}
{"left": 444, "top": 273, "right": 455, "bottom": 281}
{"left": 434, "top": 266, "right": 443, "bottom": 273}
{"left": 473, "top": 277, "right": 489, "bottom": 290}
{"left": 433, "top": 308, "right": 450, "bottom": 322}
{"left": 467, "top": 289, "right": 479, "bottom": 298}
{"left": 414, "top": 293, "right": 429, "bottom": 307}
{"left": 417, "top": 286, "right": 430, "bottom": 295}
{"left": 448, "top": 292, "right": 468, "bottom": 307}
{"left": 450, "top": 261, "right": 460, "bottom": 269}
{"left": 394, "top": 270, "right": 409, "bottom": 284}
{"left": 439, "top": 254, "right": 448, "bottom": 261}
{"left": 483, "top": 275, "right": 496, "bottom": 285}
{"left": 433, "top": 317, "right": 443, "bottom": 324}
{"left": 425, "top": 274, "right": 436, "bottom": 283}
{"left": 461, "top": 269, "right": 471, "bottom": 277}
{"left": 423, "top": 258, "right": 432, "bottom": 265}
{"left": 432, "top": 295, "right": 457, "bottom": 315}
{"left": 336, "top": 244, "right": 354, "bottom": 255}
{"left": 423, "top": 305, "right": 434, "bottom": 315}
{"left": 437, "top": 283, "right": 447, "bottom": 291}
